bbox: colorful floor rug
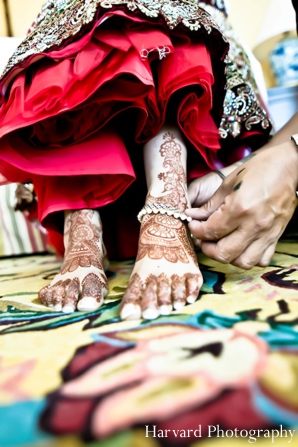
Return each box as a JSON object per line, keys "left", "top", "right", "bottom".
{"left": 1, "top": 234, "right": 298, "bottom": 447}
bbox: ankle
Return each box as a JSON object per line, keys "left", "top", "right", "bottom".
{"left": 145, "top": 188, "right": 190, "bottom": 211}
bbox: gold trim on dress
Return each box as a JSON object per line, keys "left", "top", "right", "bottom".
{"left": 0, "top": 0, "right": 224, "bottom": 80}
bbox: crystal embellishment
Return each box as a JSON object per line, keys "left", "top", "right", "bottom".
{"left": 0, "top": 0, "right": 223, "bottom": 80}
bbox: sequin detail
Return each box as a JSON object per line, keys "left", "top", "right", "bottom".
{"left": 200, "top": 4, "right": 271, "bottom": 138}
{"left": 0, "top": 0, "right": 224, "bottom": 80}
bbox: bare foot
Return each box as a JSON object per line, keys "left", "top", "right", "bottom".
{"left": 120, "top": 128, "right": 203, "bottom": 320}
{"left": 120, "top": 213, "right": 202, "bottom": 320}
{"left": 38, "top": 209, "right": 109, "bottom": 313}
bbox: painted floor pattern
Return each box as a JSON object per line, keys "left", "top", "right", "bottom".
{"left": 0, "top": 236, "right": 298, "bottom": 447}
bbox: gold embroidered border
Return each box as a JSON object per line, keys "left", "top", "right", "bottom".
{"left": 0, "top": 0, "right": 224, "bottom": 80}
{"left": 200, "top": 3, "right": 271, "bottom": 138}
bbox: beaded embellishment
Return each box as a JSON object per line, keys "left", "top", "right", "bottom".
{"left": 200, "top": 3, "right": 271, "bottom": 138}
{"left": 0, "top": 0, "right": 224, "bottom": 80}
{"left": 138, "top": 203, "right": 192, "bottom": 223}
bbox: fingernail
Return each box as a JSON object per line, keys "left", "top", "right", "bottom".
{"left": 54, "top": 303, "right": 62, "bottom": 311}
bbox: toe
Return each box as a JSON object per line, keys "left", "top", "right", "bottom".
{"left": 120, "top": 273, "right": 142, "bottom": 320}
{"left": 185, "top": 274, "right": 201, "bottom": 304}
{"left": 157, "top": 274, "right": 172, "bottom": 315}
{"left": 52, "top": 281, "right": 66, "bottom": 311}
{"left": 77, "top": 273, "right": 105, "bottom": 312}
{"left": 62, "top": 278, "right": 80, "bottom": 313}
{"left": 38, "top": 285, "right": 53, "bottom": 307}
{"left": 141, "top": 276, "right": 159, "bottom": 320}
{"left": 171, "top": 274, "right": 187, "bottom": 310}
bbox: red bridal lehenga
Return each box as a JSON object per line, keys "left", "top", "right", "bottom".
{"left": 0, "top": 0, "right": 271, "bottom": 258}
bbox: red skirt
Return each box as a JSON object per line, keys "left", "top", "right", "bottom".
{"left": 0, "top": 9, "right": 229, "bottom": 257}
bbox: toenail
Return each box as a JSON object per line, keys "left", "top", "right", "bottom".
{"left": 186, "top": 295, "right": 197, "bottom": 304}
{"left": 159, "top": 304, "right": 172, "bottom": 315}
{"left": 120, "top": 303, "right": 141, "bottom": 320}
{"left": 173, "top": 301, "right": 186, "bottom": 310}
{"left": 62, "top": 304, "right": 76, "bottom": 313}
{"left": 142, "top": 308, "right": 160, "bottom": 320}
{"left": 77, "top": 296, "right": 102, "bottom": 312}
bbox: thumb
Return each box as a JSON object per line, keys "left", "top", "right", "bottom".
{"left": 188, "top": 173, "right": 223, "bottom": 207}
{"left": 186, "top": 181, "right": 229, "bottom": 221}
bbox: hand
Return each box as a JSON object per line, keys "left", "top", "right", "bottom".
{"left": 186, "top": 142, "right": 298, "bottom": 269}
{"left": 188, "top": 172, "right": 224, "bottom": 207}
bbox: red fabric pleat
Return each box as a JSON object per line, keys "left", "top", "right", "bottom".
{"left": 0, "top": 10, "right": 229, "bottom": 256}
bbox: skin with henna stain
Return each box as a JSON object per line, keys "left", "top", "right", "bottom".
{"left": 38, "top": 128, "right": 202, "bottom": 319}
{"left": 38, "top": 209, "right": 108, "bottom": 313}
{"left": 120, "top": 129, "right": 203, "bottom": 320}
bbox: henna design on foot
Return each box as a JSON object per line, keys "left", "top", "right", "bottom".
{"left": 121, "top": 272, "right": 202, "bottom": 320}
{"left": 142, "top": 276, "right": 159, "bottom": 320}
{"left": 77, "top": 273, "right": 107, "bottom": 312}
{"left": 185, "top": 273, "right": 201, "bottom": 304}
{"left": 139, "top": 131, "right": 198, "bottom": 265}
{"left": 63, "top": 277, "right": 80, "bottom": 313}
{"left": 119, "top": 273, "right": 143, "bottom": 320}
{"left": 82, "top": 272, "right": 107, "bottom": 302}
{"left": 61, "top": 210, "right": 104, "bottom": 274}
{"left": 137, "top": 214, "right": 196, "bottom": 264}
{"left": 39, "top": 285, "right": 53, "bottom": 307}
{"left": 38, "top": 210, "right": 108, "bottom": 313}
{"left": 52, "top": 280, "right": 67, "bottom": 311}
{"left": 171, "top": 274, "right": 186, "bottom": 310}
{"left": 120, "top": 131, "right": 202, "bottom": 321}
{"left": 156, "top": 273, "right": 172, "bottom": 314}
{"left": 39, "top": 277, "right": 81, "bottom": 312}
{"left": 147, "top": 132, "right": 188, "bottom": 211}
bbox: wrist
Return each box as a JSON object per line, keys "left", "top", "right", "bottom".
{"left": 288, "top": 137, "right": 298, "bottom": 177}
{"left": 273, "top": 140, "right": 298, "bottom": 192}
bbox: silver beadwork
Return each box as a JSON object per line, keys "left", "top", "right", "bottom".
{"left": 137, "top": 203, "right": 192, "bottom": 223}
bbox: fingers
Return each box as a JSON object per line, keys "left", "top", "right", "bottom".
{"left": 121, "top": 273, "right": 202, "bottom": 320}
{"left": 188, "top": 179, "right": 200, "bottom": 206}
{"left": 188, "top": 203, "right": 238, "bottom": 242}
{"left": 186, "top": 180, "right": 230, "bottom": 221}
{"left": 258, "top": 243, "right": 277, "bottom": 267}
{"left": 199, "top": 224, "right": 256, "bottom": 264}
{"left": 200, "top": 227, "right": 278, "bottom": 269}
{"left": 187, "top": 152, "right": 297, "bottom": 270}
{"left": 188, "top": 173, "right": 223, "bottom": 207}
{"left": 232, "top": 239, "right": 277, "bottom": 270}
